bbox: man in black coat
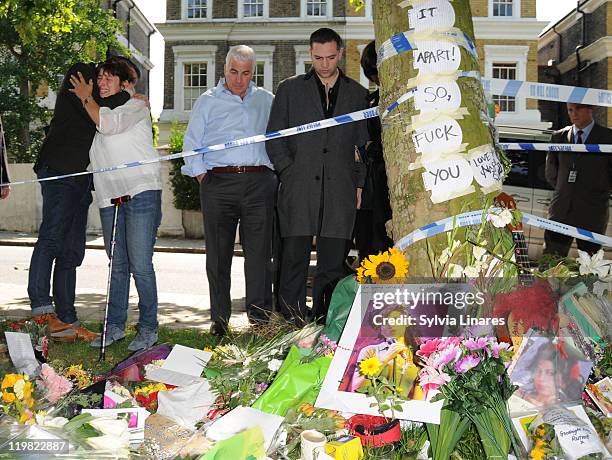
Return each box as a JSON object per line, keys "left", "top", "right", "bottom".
{"left": 28, "top": 59, "right": 140, "bottom": 342}
{"left": 544, "top": 103, "right": 612, "bottom": 256}
{"left": 0, "top": 115, "right": 9, "bottom": 199}
{"left": 266, "top": 28, "right": 369, "bottom": 322}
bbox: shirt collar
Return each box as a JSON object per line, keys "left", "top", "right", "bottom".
{"left": 573, "top": 119, "right": 595, "bottom": 140}
{"left": 215, "top": 78, "right": 256, "bottom": 99}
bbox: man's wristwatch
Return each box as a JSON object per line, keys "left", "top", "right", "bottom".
{"left": 82, "top": 95, "right": 93, "bottom": 105}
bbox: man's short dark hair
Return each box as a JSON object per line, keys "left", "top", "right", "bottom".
{"left": 360, "top": 40, "right": 378, "bottom": 83}
{"left": 309, "top": 28, "right": 343, "bottom": 49}
{"left": 107, "top": 55, "right": 141, "bottom": 82}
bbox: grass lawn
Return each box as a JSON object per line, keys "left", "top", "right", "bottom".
{"left": 3, "top": 322, "right": 219, "bottom": 375}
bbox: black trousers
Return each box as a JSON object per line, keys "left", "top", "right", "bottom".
{"left": 543, "top": 229, "right": 602, "bottom": 257}
{"left": 200, "top": 170, "right": 277, "bottom": 323}
{"left": 278, "top": 235, "right": 349, "bottom": 323}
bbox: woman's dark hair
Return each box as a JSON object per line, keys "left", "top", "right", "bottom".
{"left": 96, "top": 60, "right": 131, "bottom": 84}
{"left": 360, "top": 40, "right": 378, "bottom": 83}
{"left": 309, "top": 27, "right": 343, "bottom": 49}
{"left": 109, "top": 55, "right": 141, "bottom": 82}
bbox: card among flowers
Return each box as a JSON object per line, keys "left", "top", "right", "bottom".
{"left": 316, "top": 283, "right": 486, "bottom": 423}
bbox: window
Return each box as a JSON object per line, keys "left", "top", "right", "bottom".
{"left": 244, "top": 0, "right": 264, "bottom": 17}
{"left": 252, "top": 62, "right": 265, "bottom": 87}
{"left": 492, "top": 0, "right": 513, "bottom": 17}
{"left": 492, "top": 63, "right": 516, "bottom": 112}
{"left": 183, "top": 63, "right": 208, "bottom": 111}
{"left": 307, "top": 0, "right": 327, "bottom": 16}
{"left": 249, "top": 45, "right": 274, "bottom": 90}
{"left": 186, "top": 0, "right": 208, "bottom": 18}
{"left": 172, "top": 45, "right": 217, "bottom": 115}
{"left": 295, "top": 45, "right": 312, "bottom": 75}
{"left": 301, "top": 0, "right": 331, "bottom": 18}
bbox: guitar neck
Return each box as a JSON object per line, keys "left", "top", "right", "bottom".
{"left": 512, "top": 231, "right": 534, "bottom": 285}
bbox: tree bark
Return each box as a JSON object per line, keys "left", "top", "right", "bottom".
{"left": 373, "top": 0, "right": 499, "bottom": 276}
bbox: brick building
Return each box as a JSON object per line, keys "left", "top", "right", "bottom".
{"left": 538, "top": 0, "right": 612, "bottom": 129}
{"left": 102, "top": 0, "right": 157, "bottom": 96}
{"left": 156, "top": 0, "right": 548, "bottom": 141}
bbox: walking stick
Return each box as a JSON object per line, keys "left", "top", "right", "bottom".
{"left": 99, "top": 195, "right": 131, "bottom": 362}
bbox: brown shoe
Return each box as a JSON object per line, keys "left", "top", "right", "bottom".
{"left": 72, "top": 325, "right": 99, "bottom": 343}
{"left": 33, "top": 313, "right": 72, "bottom": 334}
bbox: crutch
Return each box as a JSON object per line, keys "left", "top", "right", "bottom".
{"left": 99, "top": 195, "right": 131, "bottom": 361}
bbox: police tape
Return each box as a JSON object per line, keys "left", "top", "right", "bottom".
{"left": 377, "top": 29, "right": 479, "bottom": 66}
{"left": 394, "top": 209, "right": 612, "bottom": 250}
{"left": 500, "top": 143, "right": 612, "bottom": 153}
{"left": 2, "top": 77, "right": 612, "bottom": 189}
{"left": 485, "top": 78, "right": 612, "bottom": 107}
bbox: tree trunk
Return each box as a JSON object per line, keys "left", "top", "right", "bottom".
{"left": 373, "top": 0, "right": 501, "bottom": 276}
{"left": 18, "top": 73, "right": 31, "bottom": 150}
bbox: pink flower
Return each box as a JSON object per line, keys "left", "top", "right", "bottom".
{"left": 39, "top": 364, "right": 73, "bottom": 403}
{"left": 419, "top": 366, "right": 451, "bottom": 394}
{"left": 454, "top": 354, "right": 481, "bottom": 374}
{"left": 439, "top": 337, "right": 463, "bottom": 349}
{"left": 463, "top": 337, "right": 489, "bottom": 351}
{"left": 416, "top": 339, "right": 442, "bottom": 358}
{"left": 488, "top": 341, "right": 510, "bottom": 359}
{"left": 431, "top": 346, "right": 461, "bottom": 369}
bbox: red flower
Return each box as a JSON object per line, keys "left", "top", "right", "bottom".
{"left": 18, "top": 319, "right": 26, "bottom": 324}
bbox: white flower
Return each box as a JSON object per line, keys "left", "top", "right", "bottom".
{"left": 446, "top": 264, "right": 464, "bottom": 278}
{"left": 267, "top": 359, "right": 283, "bottom": 372}
{"left": 35, "top": 414, "right": 68, "bottom": 428}
{"left": 86, "top": 433, "right": 130, "bottom": 452}
{"left": 268, "top": 348, "right": 279, "bottom": 355}
{"left": 487, "top": 209, "right": 513, "bottom": 228}
{"left": 472, "top": 244, "right": 487, "bottom": 261}
{"left": 88, "top": 417, "right": 129, "bottom": 438}
{"left": 463, "top": 265, "right": 480, "bottom": 278}
{"left": 577, "top": 249, "right": 612, "bottom": 277}
{"left": 243, "top": 357, "right": 252, "bottom": 366}
{"left": 439, "top": 240, "right": 461, "bottom": 265}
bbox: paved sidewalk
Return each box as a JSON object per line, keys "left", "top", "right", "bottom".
{"left": 0, "top": 230, "right": 212, "bottom": 254}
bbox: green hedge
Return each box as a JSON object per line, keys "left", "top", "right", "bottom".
{"left": 168, "top": 122, "right": 201, "bottom": 211}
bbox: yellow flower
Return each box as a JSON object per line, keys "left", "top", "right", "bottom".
{"left": 2, "top": 390, "right": 15, "bottom": 403}
{"left": 359, "top": 356, "right": 382, "bottom": 377}
{"left": 530, "top": 445, "right": 545, "bottom": 460}
{"left": 22, "top": 382, "right": 32, "bottom": 401}
{"left": 13, "top": 379, "right": 25, "bottom": 400}
{"left": 358, "top": 248, "right": 409, "bottom": 284}
{"left": 1, "top": 374, "right": 20, "bottom": 389}
{"left": 203, "top": 346, "right": 214, "bottom": 352}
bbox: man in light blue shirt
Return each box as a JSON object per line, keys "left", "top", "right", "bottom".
{"left": 182, "top": 45, "right": 276, "bottom": 336}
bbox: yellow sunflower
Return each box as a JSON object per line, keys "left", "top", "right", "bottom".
{"left": 358, "top": 248, "right": 409, "bottom": 284}
{"left": 530, "top": 445, "right": 545, "bottom": 460}
{"left": 359, "top": 356, "right": 382, "bottom": 377}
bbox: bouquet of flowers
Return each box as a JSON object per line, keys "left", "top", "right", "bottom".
{"left": 134, "top": 382, "right": 171, "bottom": 412}
{"left": 62, "top": 364, "right": 93, "bottom": 390}
{"left": 38, "top": 364, "right": 73, "bottom": 403}
{"left": 1, "top": 373, "right": 37, "bottom": 424}
{"left": 417, "top": 336, "right": 522, "bottom": 459}
{"left": 4, "top": 318, "right": 49, "bottom": 360}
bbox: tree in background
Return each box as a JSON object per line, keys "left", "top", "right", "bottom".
{"left": 0, "top": 0, "right": 124, "bottom": 162}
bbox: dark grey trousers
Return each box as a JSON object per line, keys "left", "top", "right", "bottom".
{"left": 199, "top": 169, "right": 277, "bottom": 323}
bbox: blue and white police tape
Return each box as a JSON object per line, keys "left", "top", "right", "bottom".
{"left": 394, "top": 209, "right": 612, "bottom": 250}
{"left": 484, "top": 78, "right": 612, "bottom": 108}
{"left": 500, "top": 143, "right": 612, "bottom": 153}
{"left": 0, "top": 106, "right": 380, "bottom": 187}
{"left": 377, "top": 29, "right": 478, "bottom": 66}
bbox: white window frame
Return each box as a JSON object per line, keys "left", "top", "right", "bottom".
{"left": 488, "top": 0, "right": 520, "bottom": 18}
{"left": 173, "top": 45, "right": 217, "bottom": 113}
{"left": 301, "top": 0, "right": 333, "bottom": 19}
{"left": 182, "top": 0, "right": 212, "bottom": 20}
{"left": 238, "top": 0, "right": 269, "bottom": 20}
{"left": 491, "top": 63, "right": 518, "bottom": 112}
{"left": 294, "top": 44, "right": 312, "bottom": 75}
{"left": 250, "top": 45, "right": 275, "bottom": 91}
{"left": 484, "top": 45, "right": 528, "bottom": 119}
